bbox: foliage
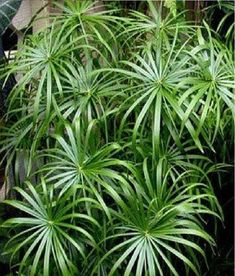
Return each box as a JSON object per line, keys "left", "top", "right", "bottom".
{"left": 0, "top": 0, "right": 234, "bottom": 275}
{"left": 164, "top": 0, "right": 176, "bottom": 17}
{"left": 0, "top": 0, "right": 22, "bottom": 35}
{"left": 2, "top": 180, "right": 100, "bottom": 275}
{"left": 204, "top": 0, "right": 234, "bottom": 48}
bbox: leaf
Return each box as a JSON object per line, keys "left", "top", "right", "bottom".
{"left": 164, "top": 0, "right": 177, "bottom": 17}
{"left": 0, "top": 0, "right": 22, "bottom": 35}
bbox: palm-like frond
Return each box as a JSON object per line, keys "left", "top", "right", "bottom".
{"left": 0, "top": 1, "right": 231, "bottom": 275}
{"left": 179, "top": 26, "right": 235, "bottom": 145}
{"left": 92, "top": 164, "right": 219, "bottom": 276}
{"left": 38, "top": 121, "right": 136, "bottom": 217}
{"left": 115, "top": 30, "right": 202, "bottom": 156}
{"left": 121, "top": 0, "right": 193, "bottom": 49}
{"left": 1, "top": 180, "right": 100, "bottom": 276}
{"left": 54, "top": 0, "right": 122, "bottom": 61}
{"left": 53, "top": 61, "right": 126, "bottom": 134}
{"left": 6, "top": 23, "right": 94, "bottom": 121}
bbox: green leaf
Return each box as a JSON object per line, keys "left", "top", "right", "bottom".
{"left": 0, "top": 0, "right": 22, "bottom": 35}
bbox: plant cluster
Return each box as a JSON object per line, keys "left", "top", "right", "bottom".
{"left": 0, "top": 0, "right": 234, "bottom": 275}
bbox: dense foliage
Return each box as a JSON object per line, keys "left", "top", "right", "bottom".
{"left": 0, "top": 0, "right": 234, "bottom": 275}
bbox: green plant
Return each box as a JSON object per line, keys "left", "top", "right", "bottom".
{"left": 0, "top": 0, "right": 22, "bottom": 35}
{"left": 2, "top": 180, "right": 100, "bottom": 275}
{"left": 0, "top": 0, "right": 22, "bottom": 118}
{"left": 88, "top": 162, "right": 219, "bottom": 276}
{"left": 204, "top": 1, "right": 234, "bottom": 48}
{"left": 0, "top": 0, "right": 234, "bottom": 275}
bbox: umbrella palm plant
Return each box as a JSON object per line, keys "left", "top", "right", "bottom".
{"left": 0, "top": 0, "right": 233, "bottom": 275}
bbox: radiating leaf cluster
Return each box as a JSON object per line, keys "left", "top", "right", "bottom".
{"left": 0, "top": 1, "right": 234, "bottom": 275}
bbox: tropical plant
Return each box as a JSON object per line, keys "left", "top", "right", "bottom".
{"left": 204, "top": 0, "right": 234, "bottom": 48}
{"left": 0, "top": 0, "right": 22, "bottom": 36}
{"left": 0, "top": 0, "right": 22, "bottom": 116}
{"left": 1, "top": 180, "right": 100, "bottom": 275}
{"left": 0, "top": 0, "right": 234, "bottom": 275}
